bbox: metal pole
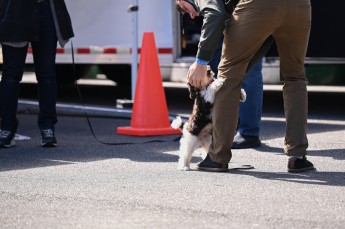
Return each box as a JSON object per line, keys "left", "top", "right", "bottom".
{"left": 128, "top": 1, "right": 139, "bottom": 100}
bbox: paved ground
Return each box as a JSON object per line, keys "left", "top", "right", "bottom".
{"left": 0, "top": 84, "right": 344, "bottom": 228}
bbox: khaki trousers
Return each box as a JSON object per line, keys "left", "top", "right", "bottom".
{"left": 211, "top": 0, "right": 311, "bottom": 164}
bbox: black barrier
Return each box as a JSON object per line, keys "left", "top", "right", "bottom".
{"left": 267, "top": 0, "right": 345, "bottom": 58}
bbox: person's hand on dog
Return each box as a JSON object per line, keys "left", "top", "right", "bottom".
{"left": 187, "top": 61, "right": 208, "bottom": 88}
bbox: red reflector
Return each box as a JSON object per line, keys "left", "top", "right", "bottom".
{"left": 56, "top": 48, "right": 65, "bottom": 54}
{"left": 158, "top": 48, "right": 172, "bottom": 54}
{"left": 77, "top": 48, "right": 90, "bottom": 54}
{"left": 103, "top": 48, "right": 117, "bottom": 54}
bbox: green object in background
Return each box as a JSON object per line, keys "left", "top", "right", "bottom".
{"left": 306, "top": 64, "right": 345, "bottom": 85}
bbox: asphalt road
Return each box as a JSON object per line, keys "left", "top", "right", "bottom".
{"left": 0, "top": 80, "right": 344, "bottom": 228}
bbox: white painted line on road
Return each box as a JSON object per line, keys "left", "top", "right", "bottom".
{"left": 18, "top": 99, "right": 132, "bottom": 114}
{"left": 262, "top": 117, "right": 345, "bottom": 125}
{"left": 40, "top": 159, "right": 79, "bottom": 164}
{"left": 15, "top": 134, "right": 31, "bottom": 141}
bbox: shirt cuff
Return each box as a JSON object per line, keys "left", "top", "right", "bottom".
{"left": 196, "top": 58, "right": 209, "bottom": 65}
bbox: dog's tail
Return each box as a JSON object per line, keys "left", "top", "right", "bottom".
{"left": 171, "top": 116, "right": 185, "bottom": 130}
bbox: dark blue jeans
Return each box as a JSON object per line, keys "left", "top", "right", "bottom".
{"left": 0, "top": 1, "right": 58, "bottom": 132}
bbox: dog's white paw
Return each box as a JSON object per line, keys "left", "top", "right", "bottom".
{"left": 178, "top": 158, "right": 191, "bottom": 171}
{"left": 211, "top": 78, "right": 225, "bottom": 92}
{"left": 178, "top": 165, "right": 191, "bottom": 171}
{"left": 205, "top": 79, "right": 225, "bottom": 103}
{"left": 171, "top": 116, "right": 183, "bottom": 129}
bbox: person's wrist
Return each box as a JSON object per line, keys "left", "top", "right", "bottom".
{"left": 196, "top": 58, "right": 209, "bottom": 65}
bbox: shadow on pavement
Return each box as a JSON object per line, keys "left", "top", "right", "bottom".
{"left": 0, "top": 114, "right": 181, "bottom": 172}
{"left": 231, "top": 169, "right": 345, "bottom": 187}
{"left": 254, "top": 145, "right": 345, "bottom": 161}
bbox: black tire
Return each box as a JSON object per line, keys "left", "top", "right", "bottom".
{"left": 99, "top": 64, "right": 131, "bottom": 85}
{"left": 56, "top": 64, "right": 92, "bottom": 84}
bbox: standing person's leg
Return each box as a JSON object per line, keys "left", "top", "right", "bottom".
{"left": 233, "top": 59, "right": 263, "bottom": 149}
{"left": 198, "top": 0, "right": 280, "bottom": 171}
{"left": 0, "top": 44, "right": 28, "bottom": 147}
{"left": 272, "top": 0, "right": 313, "bottom": 172}
{"left": 31, "top": 0, "right": 58, "bottom": 147}
{"left": 209, "top": 34, "right": 264, "bottom": 149}
{"left": 31, "top": 0, "right": 58, "bottom": 132}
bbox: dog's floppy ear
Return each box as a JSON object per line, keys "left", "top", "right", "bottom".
{"left": 207, "top": 68, "right": 214, "bottom": 78}
{"left": 188, "top": 83, "right": 198, "bottom": 100}
{"left": 207, "top": 66, "right": 215, "bottom": 80}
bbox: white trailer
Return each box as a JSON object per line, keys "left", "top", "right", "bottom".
{"left": 1, "top": 0, "right": 344, "bottom": 86}
{"left": 37, "top": 0, "right": 181, "bottom": 84}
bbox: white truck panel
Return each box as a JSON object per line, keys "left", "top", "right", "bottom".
{"left": 60, "top": 0, "right": 174, "bottom": 64}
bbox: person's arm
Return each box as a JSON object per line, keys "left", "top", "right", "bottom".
{"left": 196, "top": 0, "right": 228, "bottom": 61}
{"left": 187, "top": 0, "right": 227, "bottom": 87}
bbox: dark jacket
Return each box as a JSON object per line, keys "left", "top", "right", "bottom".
{"left": 193, "top": 0, "right": 229, "bottom": 61}
{"left": 190, "top": 0, "right": 273, "bottom": 65}
{"left": 0, "top": 0, "right": 74, "bottom": 42}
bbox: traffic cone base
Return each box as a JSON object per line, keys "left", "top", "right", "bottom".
{"left": 117, "top": 126, "right": 181, "bottom": 136}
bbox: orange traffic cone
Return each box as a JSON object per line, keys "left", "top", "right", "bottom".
{"left": 117, "top": 32, "right": 181, "bottom": 136}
